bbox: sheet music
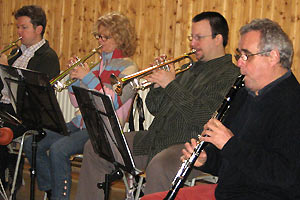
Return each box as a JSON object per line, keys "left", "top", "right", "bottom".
{"left": 93, "top": 95, "right": 125, "bottom": 166}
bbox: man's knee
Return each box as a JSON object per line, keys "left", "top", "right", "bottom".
{"left": 49, "top": 141, "right": 66, "bottom": 159}
{"left": 83, "top": 140, "right": 94, "bottom": 156}
{"left": 146, "top": 144, "right": 185, "bottom": 179}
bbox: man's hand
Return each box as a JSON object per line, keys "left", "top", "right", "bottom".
{"left": 181, "top": 138, "right": 207, "bottom": 167}
{"left": 200, "top": 118, "right": 234, "bottom": 150}
{"left": 144, "top": 55, "right": 176, "bottom": 88}
{"left": 0, "top": 54, "right": 8, "bottom": 65}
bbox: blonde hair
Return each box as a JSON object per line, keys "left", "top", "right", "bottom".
{"left": 94, "top": 12, "right": 137, "bottom": 57}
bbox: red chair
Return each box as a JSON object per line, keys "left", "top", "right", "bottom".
{"left": 141, "top": 184, "right": 217, "bottom": 200}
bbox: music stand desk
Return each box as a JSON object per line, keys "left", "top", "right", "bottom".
{"left": 73, "top": 86, "right": 142, "bottom": 200}
{"left": 0, "top": 65, "right": 68, "bottom": 200}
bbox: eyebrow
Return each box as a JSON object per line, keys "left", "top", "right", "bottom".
{"left": 238, "top": 48, "right": 252, "bottom": 54}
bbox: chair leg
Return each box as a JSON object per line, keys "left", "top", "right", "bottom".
{"left": 43, "top": 192, "right": 47, "bottom": 200}
{"left": 9, "top": 130, "right": 35, "bottom": 200}
{"left": 0, "top": 179, "right": 8, "bottom": 200}
{"left": 134, "top": 176, "right": 144, "bottom": 200}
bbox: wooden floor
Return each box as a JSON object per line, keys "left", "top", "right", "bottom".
{"left": 7, "top": 159, "right": 126, "bottom": 200}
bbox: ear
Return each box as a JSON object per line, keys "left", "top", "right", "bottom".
{"left": 269, "top": 49, "right": 280, "bottom": 65}
{"left": 35, "top": 25, "right": 43, "bottom": 35}
{"left": 214, "top": 34, "right": 223, "bottom": 46}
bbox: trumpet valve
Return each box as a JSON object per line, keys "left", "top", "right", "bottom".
{"left": 110, "top": 73, "right": 123, "bottom": 96}
{"left": 53, "top": 81, "right": 64, "bottom": 92}
{"left": 113, "top": 84, "right": 123, "bottom": 96}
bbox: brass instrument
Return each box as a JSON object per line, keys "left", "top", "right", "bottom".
{"left": 0, "top": 37, "right": 22, "bottom": 61}
{"left": 50, "top": 45, "right": 102, "bottom": 92}
{"left": 110, "top": 49, "right": 196, "bottom": 96}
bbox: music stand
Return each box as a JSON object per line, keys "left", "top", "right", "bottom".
{"left": 72, "top": 86, "right": 142, "bottom": 200}
{"left": 0, "top": 64, "right": 69, "bottom": 200}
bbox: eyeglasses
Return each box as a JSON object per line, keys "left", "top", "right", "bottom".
{"left": 187, "top": 34, "right": 214, "bottom": 41}
{"left": 234, "top": 48, "right": 271, "bottom": 61}
{"left": 94, "top": 33, "right": 111, "bottom": 41}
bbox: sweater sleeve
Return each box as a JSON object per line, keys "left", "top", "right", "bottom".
{"left": 198, "top": 144, "right": 222, "bottom": 176}
{"left": 220, "top": 87, "right": 300, "bottom": 188}
{"left": 165, "top": 76, "right": 237, "bottom": 127}
{"left": 145, "top": 87, "right": 166, "bottom": 116}
{"left": 221, "top": 120, "right": 300, "bottom": 188}
{"left": 81, "top": 59, "right": 138, "bottom": 110}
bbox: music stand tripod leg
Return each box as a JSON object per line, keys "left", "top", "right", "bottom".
{"left": 29, "top": 131, "right": 46, "bottom": 200}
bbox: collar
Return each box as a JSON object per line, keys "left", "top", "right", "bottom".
{"left": 191, "top": 54, "right": 233, "bottom": 73}
{"left": 102, "top": 49, "right": 124, "bottom": 64}
{"left": 20, "top": 38, "right": 46, "bottom": 53}
{"left": 247, "top": 70, "right": 292, "bottom": 97}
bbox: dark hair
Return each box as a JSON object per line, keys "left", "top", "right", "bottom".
{"left": 192, "top": 12, "right": 229, "bottom": 47}
{"left": 14, "top": 5, "right": 47, "bottom": 37}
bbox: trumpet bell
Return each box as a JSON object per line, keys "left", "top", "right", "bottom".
{"left": 0, "top": 37, "right": 22, "bottom": 61}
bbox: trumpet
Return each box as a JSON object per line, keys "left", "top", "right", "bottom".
{"left": 50, "top": 45, "right": 102, "bottom": 92}
{"left": 0, "top": 37, "right": 22, "bottom": 61}
{"left": 110, "top": 49, "right": 196, "bottom": 96}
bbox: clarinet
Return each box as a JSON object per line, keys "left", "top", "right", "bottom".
{"left": 164, "top": 75, "right": 245, "bottom": 200}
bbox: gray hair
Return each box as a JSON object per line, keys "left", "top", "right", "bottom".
{"left": 239, "top": 18, "right": 293, "bottom": 69}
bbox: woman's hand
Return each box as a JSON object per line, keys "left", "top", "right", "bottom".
{"left": 68, "top": 56, "right": 90, "bottom": 80}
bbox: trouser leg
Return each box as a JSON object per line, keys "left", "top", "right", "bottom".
{"left": 144, "top": 144, "right": 204, "bottom": 194}
{"left": 49, "top": 125, "right": 89, "bottom": 200}
{"left": 75, "top": 140, "right": 115, "bottom": 200}
{"left": 23, "top": 130, "right": 63, "bottom": 191}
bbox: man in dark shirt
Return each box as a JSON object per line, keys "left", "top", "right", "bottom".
{"left": 0, "top": 5, "right": 60, "bottom": 194}
{"left": 142, "top": 18, "right": 300, "bottom": 200}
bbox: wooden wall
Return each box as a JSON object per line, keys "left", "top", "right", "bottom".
{"left": 1, "top": 0, "right": 300, "bottom": 80}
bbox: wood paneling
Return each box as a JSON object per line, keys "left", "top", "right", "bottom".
{"left": 1, "top": 0, "right": 300, "bottom": 80}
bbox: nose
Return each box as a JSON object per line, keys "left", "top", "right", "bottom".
{"left": 190, "top": 38, "right": 198, "bottom": 47}
{"left": 236, "top": 58, "right": 245, "bottom": 68}
{"left": 17, "top": 27, "right": 22, "bottom": 35}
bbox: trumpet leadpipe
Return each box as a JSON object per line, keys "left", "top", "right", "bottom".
{"left": 111, "top": 49, "right": 196, "bottom": 96}
{"left": 50, "top": 45, "right": 102, "bottom": 91}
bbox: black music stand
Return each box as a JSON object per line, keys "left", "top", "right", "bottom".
{"left": 0, "top": 64, "right": 68, "bottom": 200}
{"left": 72, "top": 86, "right": 142, "bottom": 200}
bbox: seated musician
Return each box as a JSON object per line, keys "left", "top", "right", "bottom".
{"left": 0, "top": 5, "right": 60, "bottom": 194}
{"left": 142, "top": 18, "right": 300, "bottom": 200}
{"left": 23, "top": 12, "right": 138, "bottom": 200}
{"left": 75, "top": 11, "right": 240, "bottom": 200}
